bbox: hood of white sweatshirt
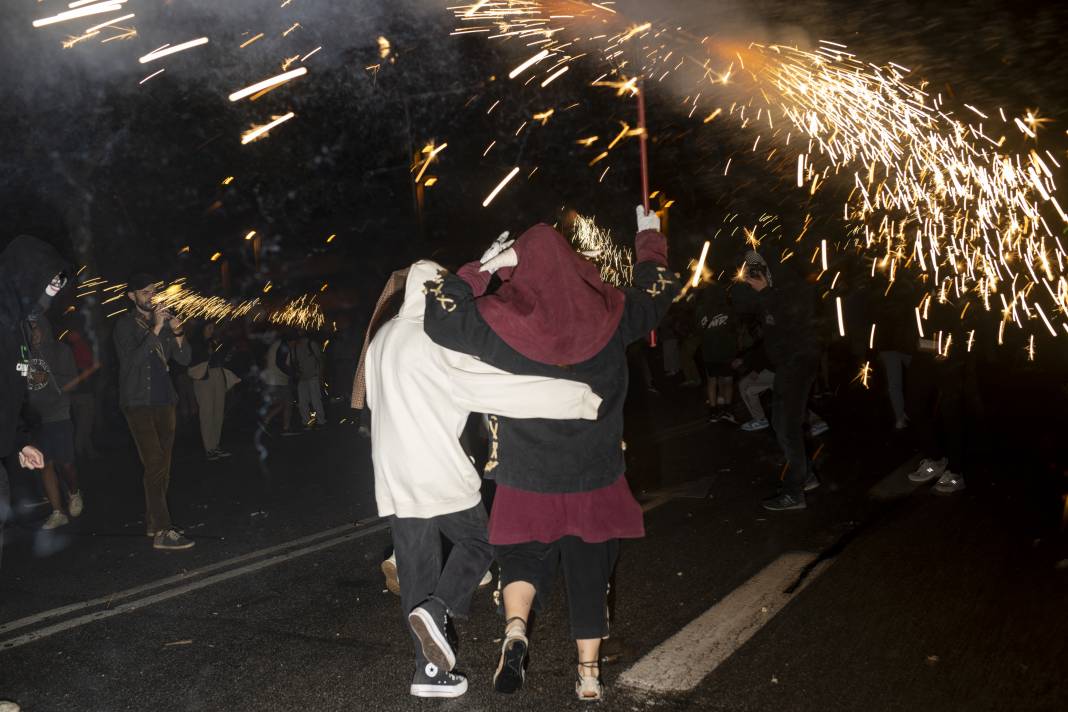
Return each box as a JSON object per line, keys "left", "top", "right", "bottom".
{"left": 398, "top": 260, "right": 442, "bottom": 321}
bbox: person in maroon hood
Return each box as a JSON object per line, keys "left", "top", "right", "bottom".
{"left": 423, "top": 206, "right": 679, "bottom": 701}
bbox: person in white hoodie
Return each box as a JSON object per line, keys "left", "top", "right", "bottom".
{"left": 364, "top": 260, "right": 602, "bottom": 699}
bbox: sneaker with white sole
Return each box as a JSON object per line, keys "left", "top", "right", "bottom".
{"left": 382, "top": 556, "right": 400, "bottom": 595}
{"left": 804, "top": 473, "right": 821, "bottom": 492}
{"left": 410, "top": 661, "right": 467, "bottom": 698}
{"left": 808, "top": 420, "right": 830, "bottom": 437}
{"left": 408, "top": 598, "right": 456, "bottom": 671}
{"left": 908, "top": 457, "right": 948, "bottom": 483}
{"left": 68, "top": 491, "right": 84, "bottom": 518}
{"left": 762, "top": 492, "right": 807, "bottom": 511}
{"left": 153, "top": 529, "right": 195, "bottom": 550}
{"left": 42, "top": 511, "right": 69, "bottom": 530}
{"left": 933, "top": 471, "right": 966, "bottom": 494}
{"left": 741, "top": 418, "right": 769, "bottom": 432}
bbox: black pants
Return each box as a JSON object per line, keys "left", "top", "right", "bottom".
{"left": 496, "top": 536, "right": 619, "bottom": 640}
{"left": 391, "top": 504, "right": 493, "bottom": 665}
{"left": 771, "top": 360, "right": 818, "bottom": 496}
{"left": 906, "top": 353, "right": 967, "bottom": 473}
{"left": 0, "top": 458, "right": 9, "bottom": 569}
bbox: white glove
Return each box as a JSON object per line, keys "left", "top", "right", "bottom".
{"left": 480, "top": 231, "right": 514, "bottom": 265}
{"left": 636, "top": 205, "right": 660, "bottom": 232}
{"left": 480, "top": 247, "right": 518, "bottom": 274}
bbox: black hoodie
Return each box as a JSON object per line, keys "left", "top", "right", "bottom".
{"left": 0, "top": 235, "right": 69, "bottom": 457}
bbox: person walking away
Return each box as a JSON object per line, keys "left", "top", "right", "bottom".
{"left": 424, "top": 206, "right": 680, "bottom": 701}
{"left": 25, "top": 316, "right": 83, "bottom": 530}
{"left": 294, "top": 334, "right": 327, "bottom": 427}
{"left": 190, "top": 321, "right": 231, "bottom": 460}
{"left": 697, "top": 279, "right": 738, "bottom": 422}
{"left": 114, "top": 273, "right": 194, "bottom": 551}
{"left": 734, "top": 250, "right": 826, "bottom": 511}
{"left": 365, "top": 261, "right": 602, "bottom": 699}
{"left": 0, "top": 235, "right": 68, "bottom": 558}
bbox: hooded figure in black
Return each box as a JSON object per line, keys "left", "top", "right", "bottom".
{"left": 0, "top": 235, "right": 70, "bottom": 533}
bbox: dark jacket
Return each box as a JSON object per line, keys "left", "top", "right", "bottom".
{"left": 113, "top": 309, "right": 192, "bottom": 408}
{"left": 26, "top": 315, "right": 77, "bottom": 425}
{"left": 0, "top": 236, "right": 69, "bottom": 457}
{"left": 733, "top": 258, "right": 825, "bottom": 369}
{"left": 423, "top": 233, "right": 681, "bottom": 494}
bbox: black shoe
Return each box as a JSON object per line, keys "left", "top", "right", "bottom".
{"left": 493, "top": 634, "right": 529, "bottom": 694}
{"left": 803, "top": 473, "right": 821, "bottom": 492}
{"left": 214, "top": 449, "right": 232, "bottom": 458}
{"left": 762, "top": 492, "right": 807, "bottom": 511}
{"left": 707, "top": 408, "right": 721, "bottom": 423}
{"left": 408, "top": 598, "right": 456, "bottom": 671}
{"left": 206, "top": 451, "right": 220, "bottom": 461}
{"left": 718, "top": 409, "right": 737, "bottom": 425}
{"left": 410, "top": 661, "right": 468, "bottom": 698}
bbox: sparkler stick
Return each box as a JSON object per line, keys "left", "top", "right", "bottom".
{"left": 637, "top": 78, "right": 656, "bottom": 345}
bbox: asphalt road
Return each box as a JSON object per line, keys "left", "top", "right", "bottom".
{"left": 1, "top": 377, "right": 1066, "bottom": 711}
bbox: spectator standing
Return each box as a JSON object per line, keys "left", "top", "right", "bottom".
{"left": 260, "top": 332, "right": 297, "bottom": 436}
{"left": 294, "top": 333, "right": 327, "bottom": 427}
{"left": 189, "top": 321, "right": 232, "bottom": 460}
{"left": 64, "top": 320, "right": 100, "bottom": 459}
{"left": 697, "top": 279, "right": 738, "bottom": 422}
{"left": 26, "top": 316, "right": 83, "bottom": 530}
{"left": 114, "top": 273, "right": 194, "bottom": 551}
{"left": 734, "top": 250, "right": 826, "bottom": 511}
{"left": 0, "top": 236, "right": 68, "bottom": 554}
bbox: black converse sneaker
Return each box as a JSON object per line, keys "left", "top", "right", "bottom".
{"left": 410, "top": 661, "right": 467, "bottom": 698}
{"left": 408, "top": 598, "right": 456, "bottom": 671}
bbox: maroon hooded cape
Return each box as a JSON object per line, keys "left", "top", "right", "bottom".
{"left": 474, "top": 224, "right": 625, "bottom": 366}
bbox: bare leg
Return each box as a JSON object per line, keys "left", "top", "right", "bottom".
{"left": 41, "top": 463, "right": 63, "bottom": 513}
{"left": 720, "top": 377, "right": 734, "bottom": 404}
{"left": 57, "top": 462, "right": 79, "bottom": 494}
{"left": 706, "top": 379, "right": 718, "bottom": 408}
{"left": 503, "top": 581, "right": 535, "bottom": 630}
{"left": 576, "top": 638, "right": 601, "bottom": 680}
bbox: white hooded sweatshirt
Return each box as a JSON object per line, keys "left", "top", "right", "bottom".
{"left": 365, "top": 261, "right": 602, "bottom": 519}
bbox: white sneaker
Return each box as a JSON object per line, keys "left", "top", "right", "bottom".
{"left": 741, "top": 418, "right": 769, "bottom": 432}
{"left": 934, "top": 471, "right": 966, "bottom": 494}
{"left": 42, "top": 511, "right": 69, "bottom": 530}
{"left": 68, "top": 491, "right": 84, "bottom": 518}
{"left": 0, "top": 701, "right": 22, "bottom": 712}
{"left": 908, "top": 457, "right": 948, "bottom": 483}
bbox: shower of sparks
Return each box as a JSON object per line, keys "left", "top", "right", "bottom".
{"left": 268, "top": 293, "right": 326, "bottom": 330}
{"left": 241, "top": 112, "right": 296, "bottom": 144}
{"left": 482, "top": 166, "right": 521, "bottom": 207}
{"left": 570, "top": 214, "right": 633, "bottom": 287}
{"left": 138, "top": 37, "right": 209, "bottom": 64}
{"left": 450, "top": 0, "right": 1068, "bottom": 352}
{"left": 229, "top": 68, "right": 307, "bottom": 102}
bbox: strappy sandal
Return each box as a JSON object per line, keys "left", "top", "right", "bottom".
{"left": 575, "top": 660, "right": 603, "bottom": 702}
{"left": 493, "top": 617, "right": 528, "bottom": 694}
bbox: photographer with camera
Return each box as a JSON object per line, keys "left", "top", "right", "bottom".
{"left": 0, "top": 235, "right": 70, "bottom": 560}
{"left": 735, "top": 250, "right": 826, "bottom": 511}
{"left": 114, "top": 273, "right": 193, "bottom": 551}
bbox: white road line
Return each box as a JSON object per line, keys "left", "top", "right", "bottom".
{"left": 0, "top": 519, "right": 380, "bottom": 635}
{"left": 618, "top": 551, "right": 830, "bottom": 694}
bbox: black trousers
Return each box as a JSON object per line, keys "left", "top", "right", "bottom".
{"left": 906, "top": 353, "right": 967, "bottom": 473}
{"left": 496, "top": 536, "right": 619, "bottom": 640}
{"left": 391, "top": 503, "right": 493, "bottom": 665}
{"left": 771, "top": 360, "right": 818, "bottom": 496}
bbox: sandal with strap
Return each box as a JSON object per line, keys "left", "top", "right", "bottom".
{"left": 494, "top": 617, "right": 528, "bottom": 694}
{"left": 575, "top": 661, "right": 603, "bottom": 702}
